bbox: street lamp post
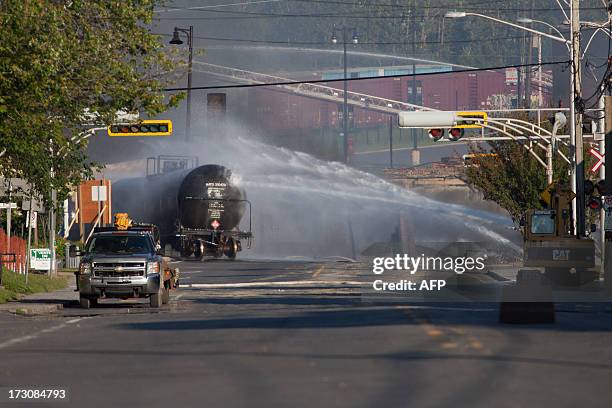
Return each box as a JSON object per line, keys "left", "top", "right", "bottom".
{"left": 332, "top": 27, "right": 358, "bottom": 163}
{"left": 444, "top": 9, "right": 588, "bottom": 236}
{"left": 170, "top": 26, "right": 194, "bottom": 141}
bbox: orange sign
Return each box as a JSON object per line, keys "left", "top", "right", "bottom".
{"left": 78, "top": 180, "right": 112, "bottom": 238}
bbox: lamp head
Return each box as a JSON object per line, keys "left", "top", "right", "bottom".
{"left": 445, "top": 11, "right": 467, "bottom": 18}
{"left": 170, "top": 28, "right": 183, "bottom": 45}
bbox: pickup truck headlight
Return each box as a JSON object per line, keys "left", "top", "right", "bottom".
{"left": 79, "top": 263, "right": 92, "bottom": 275}
{"left": 147, "top": 262, "right": 160, "bottom": 275}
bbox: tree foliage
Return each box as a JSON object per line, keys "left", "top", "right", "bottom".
{"left": 465, "top": 139, "right": 571, "bottom": 224}
{"left": 0, "top": 0, "right": 183, "bottom": 203}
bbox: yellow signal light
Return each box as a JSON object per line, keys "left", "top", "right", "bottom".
{"left": 454, "top": 111, "right": 488, "bottom": 129}
{"left": 108, "top": 120, "right": 172, "bottom": 137}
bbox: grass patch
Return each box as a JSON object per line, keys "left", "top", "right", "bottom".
{"left": 0, "top": 269, "right": 68, "bottom": 304}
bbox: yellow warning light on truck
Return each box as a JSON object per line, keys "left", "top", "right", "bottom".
{"left": 108, "top": 120, "right": 172, "bottom": 137}
{"left": 114, "top": 213, "right": 133, "bottom": 230}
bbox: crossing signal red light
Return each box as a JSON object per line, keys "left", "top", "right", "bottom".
{"left": 428, "top": 128, "right": 444, "bottom": 141}
{"left": 588, "top": 197, "right": 602, "bottom": 210}
{"left": 585, "top": 180, "right": 604, "bottom": 211}
{"left": 448, "top": 128, "right": 464, "bottom": 141}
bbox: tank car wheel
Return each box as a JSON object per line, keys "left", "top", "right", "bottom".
{"left": 180, "top": 244, "right": 194, "bottom": 259}
{"left": 194, "top": 240, "right": 205, "bottom": 259}
{"left": 224, "top": 237, "right": 238, "bottom": 259}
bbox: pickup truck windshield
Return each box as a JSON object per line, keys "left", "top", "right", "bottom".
{"left": 87, "top": 235, "right": 153, "bottom": 255}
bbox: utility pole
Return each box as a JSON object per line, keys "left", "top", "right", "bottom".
{"left": 49, "top": 139, "right": 56, "bottom": 275}
{"left": 524, "top": 0, "right": 535, "bottom": 108}
{"left": 389, "top": 115, "right": 393, "bottom": 168}
{"left": 25, "top": 186, "right": 33, "bottom": 285}
{"left": 604, "top": 95, "right": 612, "bottom": 294}
{"left": 599, "top": 91, "right": 606, "bottom": 269}
{"left": 331, "top": 26, "right": 358, "bottom": 163}
{"left": 343, "top": 28, "right": 349, "bottom": 164}
{"left": 170, "top": 26, "right": 194, "bottom": 141}
{"left": 410, "top": 4, "right": 420, "bottom": 166}
{"left": 571, "top": 0, "right": 586, "bottom": 237}
{"left": 186, "top": 25, "right": 193, "bottom": 142}
{"left": 6, "top": 179, "right": 11, "bottom": 254}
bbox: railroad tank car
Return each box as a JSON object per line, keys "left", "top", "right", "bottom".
{"left": 112, "top": 164, "right": 251, "bottom": 259}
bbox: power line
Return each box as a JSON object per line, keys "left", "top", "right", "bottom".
{"left": 154, "top": 0, "right": 286, "bottom": 13}
{"left": 154, "top": 31, "right": 531, "bottom": 45}
{"left": 152, "top": 4, "right": 605, "bottom": 20}
{"left": 154, "top": 8, "right": 605, "bottom": 20}
{"left": 163, "top": 60, "right": 569, "bottom": 92}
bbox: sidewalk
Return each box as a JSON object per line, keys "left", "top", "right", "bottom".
{"left": 0, "top": 273, "right": 77, "bottom": 316}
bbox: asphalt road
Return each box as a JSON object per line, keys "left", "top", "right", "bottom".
{"left": 0, "top": 259, "right": 612, "bottom": 408}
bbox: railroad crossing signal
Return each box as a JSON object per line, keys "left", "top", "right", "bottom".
{"left": 398, "top": 111, "right": 487, "bottom": 142}
{"left": 108, "top": 120, "right": 172, "bottom": 137}
{"left": 589, "top": 147, "right": 604, "bottom": 173}
{"left": 398, "top": 111, "right": 488, "bottom": 129}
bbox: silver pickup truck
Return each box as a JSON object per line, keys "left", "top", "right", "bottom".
{"left": 71, "top": 228, "right": 177, "bottom": 309}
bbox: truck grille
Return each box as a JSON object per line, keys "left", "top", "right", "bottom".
{"left": 93, "top": 262, "right": 146, "bottom": 277}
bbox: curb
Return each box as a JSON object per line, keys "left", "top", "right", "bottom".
{"left": 7, "top": 304, "right": 65, "bottom": 316}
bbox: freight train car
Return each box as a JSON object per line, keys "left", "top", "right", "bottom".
{"left": 113, "top": 159, "right": 252, "bottom": 259}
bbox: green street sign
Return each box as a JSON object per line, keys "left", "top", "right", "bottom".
{"left": 30, "top": 248, "right": 52, "bottom": 270}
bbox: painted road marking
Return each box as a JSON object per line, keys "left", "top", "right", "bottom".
{"left": 0, "top": 318, "right": 86, "bottom": 350}
{"left": 184, "top": 280, "right": 364, "bottom": 289}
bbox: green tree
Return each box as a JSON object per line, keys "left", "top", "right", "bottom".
{"left": 465, "top": 139, "right": 571, "bottom": 224}
{"left": 0, "top": 0, "right": 183, "bottom": 203}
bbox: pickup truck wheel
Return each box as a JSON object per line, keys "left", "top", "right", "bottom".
{"left": 79, "top": 296, "right": 91, "bottom": 309}
{"left": 150, "top": 290, "right": 162, "bottom": 308}
{"left": 161, "top": 287, "right": 170, "bottom": 304}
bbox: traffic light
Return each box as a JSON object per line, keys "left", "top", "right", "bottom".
{"left": 585, "top": 180, "right": 602, "bottom": 211}
{"left": 108, "top": 120, "right": 172, "bottom": 137}
{"left": 596, "top": 179, "right": 608, "bottom": 196}
{"left": 448, "top": 128, "right": 464, "bottom": 141}
{"left": 428, "top": 128, "right": 444, "bottom": 141}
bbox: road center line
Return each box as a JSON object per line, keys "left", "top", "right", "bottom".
{"left": 0, "top": 318, "right": 85, "bottom": 350}
{"left": 185, "top": 280, "right": 364, "bottom": 288}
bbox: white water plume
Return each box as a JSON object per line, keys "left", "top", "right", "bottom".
{"left": 114, "top": 121, "right": 521, "bottom": 260}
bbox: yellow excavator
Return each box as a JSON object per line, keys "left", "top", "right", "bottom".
{"left": 522, "top": 183, "right": 598, "bottom": 286}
